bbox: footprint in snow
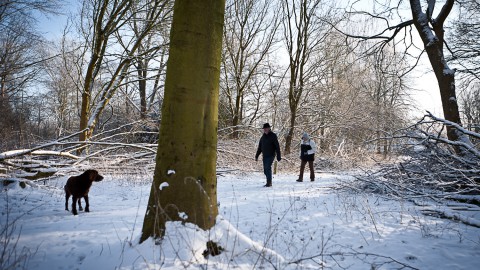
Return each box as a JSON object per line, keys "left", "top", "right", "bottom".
{"left": 405, "top": 255, "right": 417, "bottom": 261}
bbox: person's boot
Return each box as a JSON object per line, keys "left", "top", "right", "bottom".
{"left": 296, "top": 179, "right": 303, "bottom": 182}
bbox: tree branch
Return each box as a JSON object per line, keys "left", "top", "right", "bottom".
{"left": 435, "top": 0, "right": 454, "bottom": 26}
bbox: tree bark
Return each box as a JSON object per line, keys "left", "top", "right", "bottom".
{"left": 140, "top": 0, "right": 225, "bottom": 242}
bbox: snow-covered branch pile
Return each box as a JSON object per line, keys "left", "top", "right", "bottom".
{"left": 0, "top": 122, "right": 159, "bottom": 185}
{"left": 348, "top": 113, "right": 480, "bottom": 199}
{"left": 336, "top": 113, "right": 480, "bottom": 228}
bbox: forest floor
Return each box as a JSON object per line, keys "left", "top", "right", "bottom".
{"left": 1, "top": 170, "right": 480, "bottom": 269}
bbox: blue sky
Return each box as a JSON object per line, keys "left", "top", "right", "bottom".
{"left": 36, "top": 0, "right": 77, "bottom": 39}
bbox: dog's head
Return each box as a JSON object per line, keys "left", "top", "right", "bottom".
{"left": 85, "top": 169, "right": 104, "bottom": 182}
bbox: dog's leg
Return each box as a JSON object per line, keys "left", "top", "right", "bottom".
{"left": 84, "top": 195, "right": 90, "bottom": 212}
{"left": 65, "top": 187, "right": 70, "bottom": 211}
{"left": 71, "top": 196, "right": 78, "bottom": 215}
{"left": 78, "top": 198, "right": 83, "bottom": 211}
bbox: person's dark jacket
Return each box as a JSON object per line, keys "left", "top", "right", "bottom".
{"left": 300, "top": 143, "right": 314, "bottom": 161}
{"left": 255, "top": 132, "right": 282, "bottom": 161}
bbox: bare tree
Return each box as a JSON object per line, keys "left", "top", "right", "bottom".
{"left": 448, "top": 0, "right": 480, "bottom": 143}
{"left": 284, "top": 26, "right": 411, "bottom": 158}
{"left": 220, "top": 0, "right": 280, "bottom": 138}
{"left": 77, "top": 0, "right": 134, "bottom": 145}
{"left": 448, "top": 0, "right": 480, "bottom": 84}
{"left": 298, "top": 31, "right": 360, "bottom": 153}
{"left": 0, "top": 0, "right": 59, "bottom": 150}
{"left": 124, "top": 0, "right": 172, "bottom": 120}
{"left": 459, "top": 82, "right": 480, "bottom": 138}
{"left": 333, "top": 0, "right": 473, "bottom": 154}
{"left": 366, "top": 47, "right": 412, "bottom": 155}
{"left": 281, "top": 0, "right": 333, "bottom": 154}
{"left": 0, "top": 0, "right": 58, "bottom": 22}
{"left": 76, "top": 0, "right": 170, "bottom": 149}
{"left": 43, "top": 37, "right": 85, "bottom": 137}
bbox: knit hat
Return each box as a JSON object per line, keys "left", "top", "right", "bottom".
{"left": 262, "top": 123, "right": 271, "bottom": 129}
{"left": 302, "top": 132, "right": 309, "bottom": 139}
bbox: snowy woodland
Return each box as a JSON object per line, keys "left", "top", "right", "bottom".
{"left": 1, "top": 0, "right": 480, "bottom": 269}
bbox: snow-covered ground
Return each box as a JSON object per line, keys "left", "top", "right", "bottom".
{"left": 1, "top": 171, "right": 480, "bottom": 269}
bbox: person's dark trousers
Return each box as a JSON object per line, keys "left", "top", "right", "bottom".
{"left": 299, "top": 160, "right": 315, "bottom": 181}
{"left": 263, "top": 155, "right": 275, "bottom": 186}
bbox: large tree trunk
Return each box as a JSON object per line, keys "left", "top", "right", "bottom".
{"left": 140, "top": 0, "right": 225, "bottom": 242}
{"left": 410, "top": 0, "right": 462, "bottom": 144}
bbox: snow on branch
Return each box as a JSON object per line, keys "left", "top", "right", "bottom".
{"left": 419, "top": 112, "right": 480, "bottom": 159}
{"left": 341, "top": 112, "right": 480, "bottom": 227}
{"left": 0, "top": 123, "right": 161, "bottom": 183}
{"left": 0, "top": 128, "right": 87, "bottom": 161}
{"left": 426, "top": 111, "right": 480, "bottom": 140}
{"left": 25, "top": 150, "right": 79, "bottom": 160}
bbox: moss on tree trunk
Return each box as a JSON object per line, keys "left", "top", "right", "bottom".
{"left": 140, "top": 0, "right": 225, "bottom": 242}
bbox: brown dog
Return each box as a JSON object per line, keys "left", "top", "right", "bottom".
{"left": 64, "top": 170, "right": 104, "bottom": 215}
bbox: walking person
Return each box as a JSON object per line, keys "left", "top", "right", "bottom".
{"left": 296, "top": 132, "right": 316, "bottom": 182}
{"left": 255, "top": 123, "right": 281, "bottom": 187}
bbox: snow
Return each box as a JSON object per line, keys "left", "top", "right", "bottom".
{"left": 443, "top": 68, "right": 455, "bottom": 76}
{"left": 167, "top": 169, "right": 175, "bottom": 175}
{"left": 13, "top": 172, "right": 38, "bottom": 177}
{"left": 2, "top": 172, "right": 480, "bottom": 269}
{"left": 0, "top": 149, "right": 31, "bottom": 159}
{"left": 0, "top": 149, "right": 79, "bottom": 160}
{"left": 35, "top": 167, "right": 58, "bottom": 173}
{"left": 178, "top": 212, "right": 188, "bottom": 220}
{"left": 159, "top": 182, "right": 169, "bottom": 190}
{"left": 30, "top": 150, "right": 79, "bottom": 159}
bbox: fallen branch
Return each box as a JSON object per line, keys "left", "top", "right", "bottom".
{"left": 291, "top": 250, "right": 420, "bottom": 270}
{"left": 0, "top": 129, "right": 87, "bottom": 161}
{"left": 419, "top": 203, "right": 480, "bottom": 228}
